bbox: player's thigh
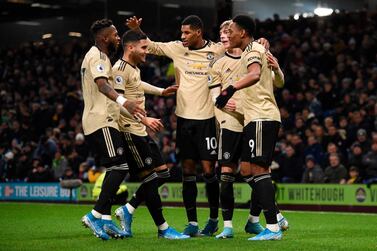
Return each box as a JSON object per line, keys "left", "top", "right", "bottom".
{"left": 176, "top": 117, "right": 199, "bottom": 161}
{"left": 85, "top": 127, "right": 128, "bottom": 169}
{"left": 147, "top": 137, "right": 166, "bottom": 169}
{"left": 218, "top": 128, "right": 242, "bottom": 168}
{"left": 196, "top": 117, "right": 218, "bottom": 161}
{"left": 241, "top": 121, "right": 280, "bottom": 168}
{"left": 122, "top": 133, "right": 156, "bottom": 175}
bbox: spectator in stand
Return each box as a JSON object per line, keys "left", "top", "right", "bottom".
{"left": 51, "top": 150, "right": 68, "bottom": 181}
{"left": 279, "top": 144, "right": 304, "bottom": 183}
{"left": 348, "top": 142, "right": 366, "bottom": 178}
{"left": 301, "top": 155, "right": 325, "bottom": 183}
{"left": 324, "top": 153, "right": 347, "bottom": 184}
{"left": 346, "top": 166, "right": 363, "bottom": 184}
{"left": 28, "top": 158, "right": 53, "bottom": 182}
{"left": 33, "top": 134, "right": 57, "bottom": 167}
{"left": 304, "top": 135, "right": 325, "bottom": 165}
{"left": 355, "top": 128, "right": 371, "bottom": 153}
{"left": 362, "top": 141, "right": 377, "bottom": 183}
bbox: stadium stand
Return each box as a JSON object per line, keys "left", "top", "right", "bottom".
{"left": 0, "top": 10, "right": 376, "bottom": 185}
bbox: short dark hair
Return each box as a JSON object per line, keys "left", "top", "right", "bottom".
{"left": 181, "top": 15, "right": 203, "bottom": 30}
{"left": 121, "top": 30, "right": 147, "bottom": 48}
{"left": 90, "top": 19, "right": 113, "bottom": 36}
{"left": 232, "top": 15, "right": 256, "bottom": 37}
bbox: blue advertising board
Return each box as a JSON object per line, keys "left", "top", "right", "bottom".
{"left": 0, "top": 183, "right": 76, "bottom": 201}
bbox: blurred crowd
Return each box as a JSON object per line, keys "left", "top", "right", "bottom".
{"left": 0, "top": 10, "right": 376, "bottom": 185}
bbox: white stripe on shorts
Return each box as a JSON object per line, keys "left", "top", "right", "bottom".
{"left": 102, "top": 128, "right": 115, "bottom": 157}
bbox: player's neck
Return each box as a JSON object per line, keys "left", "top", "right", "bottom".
{"left": 227, "top": 48, "right": 242, "bottom": 57}
{"left": 190, "top": 38, "right": 206, "bottom": 49}
{"left": 240, "top": 37, "right": 254, "bottom": 51}
{"left": 123, "top": 53, "right": 137, "bottom": 67}
{"left": 95, "top": 42, "right": 109, "bottom": 56}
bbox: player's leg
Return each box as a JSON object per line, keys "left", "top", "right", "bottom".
{"left": 125, "top": 137, "right": 168, "bottom": 211}
{"left": 241, "top": 121, "right": 282, "bottom": 241}
{"left": 177, "top": 117, "right": 201, "bottom": 236}
{"left": 199, "top": 117, "right": 220, "bottom": 236}
{"left": 82, "top": 127, "right": 129, "bottom": 240}
{"left": 115, "top": 133, "right": 189, "bottom": 239}
{"left": 215, "top": 128, "right": 242, "bottom": 239}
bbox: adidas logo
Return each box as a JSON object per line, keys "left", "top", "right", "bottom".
{"left": 210, "top": 150, "right": 217, "bottom": 155}
{"left": 225, "top": 68, "right": 231, "bottom": 73}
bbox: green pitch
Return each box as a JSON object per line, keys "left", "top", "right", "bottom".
{"left": 1, "top": 202, "right": 376, "bottom": 251}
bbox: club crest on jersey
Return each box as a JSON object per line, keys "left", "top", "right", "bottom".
{"left": 223, "top": 152, "right": 231, "bottom": 160}
{"left": 145, "top": 157, "right": 153, "bottom": 165}
{"left": 207, "top": 52, "right": 214, "bottom": 60}
{"left": 96, "top": 64, "right": 105, "bottom": 73}
{"left": 115, "top": 75, "right": 123, "bottom": 85}
{"left": 117, "top": 147, "right": 124, "bottom": 155}
{"left": 207, "top": 74, "right": 212, "bottom": 84}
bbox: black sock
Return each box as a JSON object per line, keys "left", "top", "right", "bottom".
{"left": 250, "top": 187, "right": 262, "bottom": 217}
{"left": 182, "top": 175, "right": 197, "bottom": 222}
{"left": 156, "top": 169, "right": 170, "bottom": 187}
{"left": 128, "top": 183, "right": 146, "bottom": 209}
{"left": 220, "top": 172, "right": 235, "bottom": 221}
{"left": 275, "top": 203, "right": 280, "bottom": 214}
{"left": 143, "top": 172, "right": 166, "bottom": 226}
{"left": 204, "top": 173, "right": 219, "bottom": 219}
{"left": 253, "top": 174, "right": 277, "bottom": 225}
{"left": 94, "top": 168, "right": 128, "bottom": 215}
{"left": 243, "top": 175, "right": 261, "bottom": 217}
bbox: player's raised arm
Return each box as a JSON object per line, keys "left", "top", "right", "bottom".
{"left": 267, "top": 51, "right": 285, "bottom": 88}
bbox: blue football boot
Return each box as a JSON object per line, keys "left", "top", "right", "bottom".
{"left": 115, "top": 206, "right": 133, "bottom": 237}
{"left": 182, "top": 223, "right": 200, "bottom": 237}
{"left": 102, "top": 219, "right": 130, "bottom": 239}
{"left": 200, "top": 219, "right": 219, "bottom": 236}
{"left": 158, "top": 227, "right": 190, "bottom": 239}
{"left": 81, "top": 213, "right": 110, "bottom": 240}
{"left": 248, "top": 228, "right": 282, "bottom": 241}
{"left": 244, "top": 221, "right": 265, "bottom": 234}
{"left": 215, "top": 227, "right": 234, "bottom": 239}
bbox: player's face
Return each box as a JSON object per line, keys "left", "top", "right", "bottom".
{"left": 131, "top": 39, "right": 148, "bottom": 64}
{"left": 181, "top": 25, "right": 200, "bottom": 47}
{"left": 106, "top": 25, "right": 121, "bottom": 53}
{"left": 220, "top": 26, "right": 230, "bottom": 49}
{"left": 227, "top": 22, "right": 242, "bottom": 49}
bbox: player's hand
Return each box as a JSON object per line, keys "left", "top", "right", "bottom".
{"left": 256, "top": 37, "right": 270, "bottom": 50}
{"left": 140, "top": 117, "right": 164, "bottom": 132}
{"left": 125, "top": 16, "right": 142, "bottom": 30}
{"left": 123, "top": 100, "right": 146, "bottom": 117}
{"left": 224, "top": 98, "right": 236, "bottom": 112}
{"left": 161, "top": 85, "right": 178, "bottom": 96}
{"left": 215, "top": 85, "right": 237, "bottom": 109}
{"left": 267, "top": 52, "right": 279, "bottom": 71}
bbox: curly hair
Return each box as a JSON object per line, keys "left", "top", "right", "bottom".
{"left": 90, "top": 19, "right": 113, "bottom": 36}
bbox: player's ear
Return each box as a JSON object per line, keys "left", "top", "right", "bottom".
{"left": 240, "top": 29, "right": 246, "bottom": 38}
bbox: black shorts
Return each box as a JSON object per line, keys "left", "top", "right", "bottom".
{"left": 218, "top": 128, "right": 242, "bottom": 166}
{"left": 122, "top": 132, "right": 165, "bottom": 172}
{"left": 85, "top": 127, "right": 128, "bottom": 169}
{"left": 241, "top": 121, "right": 280, "bottom": 168}
{"left": 176, "top": 116, "right": 218, "bottom": 161}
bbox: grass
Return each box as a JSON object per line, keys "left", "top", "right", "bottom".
{"left": 1, "top": 202, "right": 377, "bottom": 251}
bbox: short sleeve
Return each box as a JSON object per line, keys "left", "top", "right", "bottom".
{"left": 112, "top": 68, "right": 126, "bottom": 92}
{"left": 244, "top": 50, "right": 262, "bottom": 68}
{"left": 208, "top": 61, "right": 222, "bottom": 89}
{"left": 89, "top": 56, "right": 111, "bottom": 81}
